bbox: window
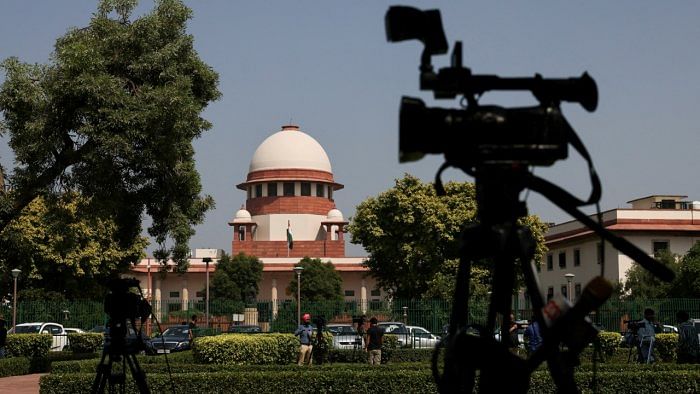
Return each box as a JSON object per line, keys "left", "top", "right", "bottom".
{"left": 574, "top": 283, "right": 582, "bottom": 299}
{"left": 659, "top": 199, "right": 676, "bottom": 209}
{"left": 255, "top": 183, "right": 263, "bottom": 198}
{"left": 316, "top": 183, "right": 325, "bottom": 197}
{"left": 328, "top": 187, "right": 333, "bottom": 200}
{"left": 169, "top": 291, "right": 180, "bottom": 298}
{"left": 371, "top": 289, "right": 381, "bottom": 297}
{"left": 283, "top": 182, "right": 295, "bottom": 196}
{"left": 546, "top": 254, "right": 553, "bottom": 271}
{"left": 561, "top": 285, "right": 567, "bottom": 299}
{"left": 596, "top": 242, "right": 603, "bottom": 265}
{"left": 267, "top": 183, "right": 277, "bottom": 197}
{"left": 558, "top": 252, "right": 566, "bottom": 269}
{"left": 652, "top": 240, "right": 670, "bottom": 256}
{"left": 344, "top": 290, "right": 355, "bottom": 297}
{"left": 238, "top": 226, "right": 245, "bottom": 241}
{"left": 547, "top": 287, "right": 554, "bottom": 301}
{"left": 301, "top": 182, "right": 311, "bottom": 196}
{"left": 573, "top": 249, "right": 581, "bottom": 267}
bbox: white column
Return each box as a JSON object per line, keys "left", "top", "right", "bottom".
{"left": 182, "top": 278, "right": 189, "bottom": 311}
{"left": 360, "top": 279, "right": 368, "bottom": 314}
{"left": 154, "top": 279, "right": 162, "bottom": 321}
{"left": 271, "top": 278, "right": 278, "bottom": 318}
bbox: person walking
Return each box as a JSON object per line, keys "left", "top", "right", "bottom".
{"left": 364, "top": 317, "right": 384, "bottom": 365}
{"left": 295, "top": 313, "right": 314, "bottom": 366}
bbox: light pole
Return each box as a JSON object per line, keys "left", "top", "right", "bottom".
{"left": 293, "top": 266, "right": 303, "bottom": 326}
{"left": 11, "top": 269, "right": 20, "bottom": 329}
{"left": 402, "top": 306, "right": 408, "bottom": 325}
{"left": 203, "top": 257, "right": 212, "bottom": 329}
{"left": 564, "top": 273, "right": 575, "bottom": 303}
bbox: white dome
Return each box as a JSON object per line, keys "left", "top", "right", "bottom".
{"left": 233, "top": 208, "right": 252, "bottom": 222}
{"left": 249, "top": 125, "right": 332, "bottom": 173}
{"left": 327, "top": 209, "right": 344, "bottom": 221}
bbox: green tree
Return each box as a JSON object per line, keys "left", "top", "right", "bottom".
{"left": 622, "top": 249, "right": 679, "bottom": 300}
{"left": 0, "top": 0, "right": 220, "bottom": 273}
{"left": 210, "top": 252, "right": 263, "bottom": 303}
{"left": 671, "top": 242, "right": 700, "bottom": 297}
{"left": 286, "top": 257, "right": 343, "bottom": 302}
{"left": 348, "top": 174, "right": 548, "bottom": 299}
{"left": 0, "top": 194, "right": 147, "bottom": 299}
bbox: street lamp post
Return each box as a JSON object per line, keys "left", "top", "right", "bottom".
{"left": 402, "top": 306, "right": 408, "bottom": 325}
{"left": 203, "top": 257, "right": 212, "bottom": 329}
{"left": 11, "top": 269, "right": 21, "bottom": 329}
{"left": 564, "top": 273, "right": 575, "bottom": 303}
{"left": 293, "top": 266, "right": 304, "bottom": 326}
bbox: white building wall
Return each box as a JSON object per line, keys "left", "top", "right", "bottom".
{"left": 251, "top": 213, "right": 327, "bottom": 241}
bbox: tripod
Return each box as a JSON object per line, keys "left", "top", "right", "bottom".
{"left": 91, "top": 319, "right": 150, "bottom": 394}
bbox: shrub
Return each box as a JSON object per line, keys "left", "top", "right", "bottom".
{"left": 596, "top": 331, "right": 622, "bottom": 360}
{"left": 654, "top": 333, "right": 677, "bottom": 362}
{"left": 6, "top": 334, "right": 52, "bottom": 358}
{"left": 0, "top": 357, "right": 31, "bottom": 378}
{"left": 67, "top": 333, "right": 104, "bottom": 354}
{"left": 192, "top": 333, "right": 298, "bottom": 364}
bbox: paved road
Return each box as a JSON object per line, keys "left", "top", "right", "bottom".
{"left": 0, "top": 373, "right": 44, "bottom": 394}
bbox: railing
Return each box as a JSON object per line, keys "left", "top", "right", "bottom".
{"left": 3, "top": 297, "right": 698, "bottom": 335}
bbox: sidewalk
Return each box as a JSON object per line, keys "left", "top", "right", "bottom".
{"left": 0, "top": 373, "right": 44, "bottom": 394}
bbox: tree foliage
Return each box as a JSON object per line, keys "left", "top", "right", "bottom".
{"left": 348, "top": 174, "right": 549, "bottom": 299}
{"left": 0, "top": 194, "right": 147, "bottom": 299}
{"left": 0, "top": 0, "right": 220, "bottom": 273}
{"left": 210, "top": 252, "right": 263, "bottom": 304}
{"left": 623, "top": 243, "right": 700, "bottom": 299}
{"left": 286, "top": 257, "right": 343, "bottom": 302}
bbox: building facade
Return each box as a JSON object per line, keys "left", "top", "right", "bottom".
{"left": 129, "top": 125, "right": 380, "bottom": 316}
{"left": 538, "top": 195, "right": 700, "bottom": 303}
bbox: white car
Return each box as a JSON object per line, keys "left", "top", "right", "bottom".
{"left": 406, "top": 325, "right": 441, "bottom": 349}
{"left": 10, "top": 322, "right": 69, "bottom": 351}
{"left": 64, "top": 327, "right": 86, "bottom": 334}
{"left": 327, "top": 323, "right": 363, "bottom": 349}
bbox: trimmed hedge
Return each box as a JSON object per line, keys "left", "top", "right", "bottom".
{"left": 6, "top": 334, "right": 52, "bottom": 358}
{"left": 597, "top": 331, "right": 622, "bottom": 360}
{"left": 38, "top": 368, "right": 700, "bottom": 394}
{"left": 40, "top": 369, "right": 437, "bottom": 394}
{"left": 0, "top": 357, "right": 31, "bottom": 378}
{"left": 654, "top": 333, "right": 677, "bottom": 362}
{"left": 193, "top": 333, "right": 298, "bottom": 364}
{"left": 66, "top": 333, "right": 104, "bottom": 354}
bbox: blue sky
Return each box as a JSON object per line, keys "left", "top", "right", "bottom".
{"left": 1, "top": 1, "right": 699, "bottom": 257}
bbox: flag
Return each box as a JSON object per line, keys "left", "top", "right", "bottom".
{"left": 287, "top": 221, "right": 294, "bottom": 250}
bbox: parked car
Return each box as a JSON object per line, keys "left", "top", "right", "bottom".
{"left": 146, "top": 325, "right": 192, "bottom": 355}
{"left": 9, "top": 322, "right": 68, "bottom": 351}
{"left": 406, "top": 325, "right": 441, "bottom": 349}
{"left": 493, "top": 320, "right": 528, "bottom": 348}
{"left": 327, "top": 323, "right": 362, "bottom": 349}
{"left": 227, "top": 324, "right": 262, "bottom": 333}
{"left": 377, "top": 322, "right": 410, "bottom": 347}
{"left": 64, "top": 327, "right": 85, "bottom": 334}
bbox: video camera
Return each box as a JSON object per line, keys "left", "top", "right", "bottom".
{"left": 385, "top": 6, "right": 597, "bottom": 169}
{"left": 103, "top": 278, "right": 151, "bottom": 354}
{"left": 624, "top": 319, "right": 646, "bottom": 332}
{"left": 312, "top": 315, "right": 326, "bottom": 331}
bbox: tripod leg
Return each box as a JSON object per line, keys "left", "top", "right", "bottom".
{"left": 91, "top": 350, "right": 111, "bottom": 394}
{"left": 124, "top": 353, "right": 151, "bottom": 394}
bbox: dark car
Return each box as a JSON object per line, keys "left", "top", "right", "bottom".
{"left": 227, "top": 324, "right": 262, "bottom": 333}
{"left": 146, "top": 325, "right": 192, "bottom": 355}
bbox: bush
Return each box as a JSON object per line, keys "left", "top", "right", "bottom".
{"left": 6, "top": 334, "right": 52, "bottom": 358}
{"left": 38, "top": 367, "right": 700, "bottom": 394}
{"left": 654, "top": 333, "right": 677, "bottom": 362}
{"left": 67, "top": 333, "right": 104, "bottom": 354}
{"left": 0, "top": 357, "right": 31, "bottom": 378}
{"left": 597, "top": 331, "right": 622, "bottom": 360}
{"left": 192, "top": 333, "right": 298, "bottom": 364}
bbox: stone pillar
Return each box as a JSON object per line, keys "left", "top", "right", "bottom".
{"left": 154, "top": 279, "right": 162, "bottom": 322}
{"left": 271, "top": 278, "right": 278, "bottom": 318}
{"left": 360, "top": 279, "right": 368, "bottom": 314}
{"left": 182, "top": 278, "right": 189, "bottom": 311}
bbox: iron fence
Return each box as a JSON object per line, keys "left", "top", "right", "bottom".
{"left": 2, "top": 297, "right": 699, "bottom": 335}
